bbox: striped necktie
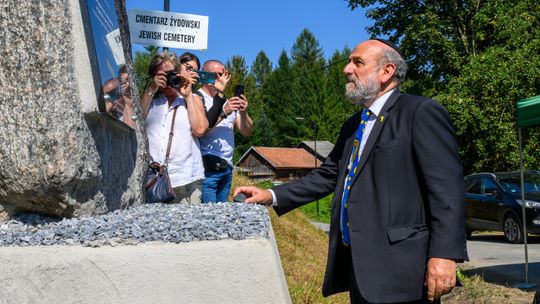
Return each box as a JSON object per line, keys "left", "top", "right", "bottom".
{"left": 340, "top": 108, "right": 371, "bottom": 246}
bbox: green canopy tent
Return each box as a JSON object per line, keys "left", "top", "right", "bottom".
{"left": 515, "top": 95, "right": 540, "bottom": 289}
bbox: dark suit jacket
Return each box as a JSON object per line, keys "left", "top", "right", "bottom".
{"left": 273, "top": 91, "right": 468, "bottom": 303}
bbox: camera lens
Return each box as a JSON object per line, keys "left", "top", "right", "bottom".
{"left": 166, "top": 71, "right": 183, "bottom": 88}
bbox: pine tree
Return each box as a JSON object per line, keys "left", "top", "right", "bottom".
{"left": 265, "top": 50, "right": 298, "bottom": 147}
{"left": 289, "top": 29, "right": 326, "bottom": 145}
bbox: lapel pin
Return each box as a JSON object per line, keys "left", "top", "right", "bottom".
{"left": 380, "top": 115, "right": 385, "bottom": 123}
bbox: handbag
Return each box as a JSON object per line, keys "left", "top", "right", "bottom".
{"left": 144, "top": 107, "right": 178, "bottom": 204}
{"left": 145, "top": 162, "right": 175, "bottom": 203}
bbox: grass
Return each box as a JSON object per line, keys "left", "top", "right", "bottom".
{"left": 231, "top": 173, "right": 537, "bottom": 303}
{"left": 298, "top": 195, "right": 333, "bottom": 224}
{"left": 269, "top": 208, "right": 349, "bottom": 303}
{"left": 254, "top": 179, "right": 333, "bottom": 224}
{"left": 443, "top": 272, "right": 535, "bottom": 304}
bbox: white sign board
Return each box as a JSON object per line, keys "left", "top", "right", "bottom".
{"left": 128, "top": 9, "right": 208, "bottom": 50}
{"left": 106, "top": 29, "right": 125, "bottom": 66}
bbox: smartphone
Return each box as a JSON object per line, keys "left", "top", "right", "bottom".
{"left": 197, "top": 70, "right": 216, "bottom": 84}
{"left": 234, "top": 85, "right": 245, "bottom": 97}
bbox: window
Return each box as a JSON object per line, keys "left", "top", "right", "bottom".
{"left": 466, "top": 178, "right": 481, "bottom": 194}
{"left": 482, "top": 178, "right": 499, "bottom": 195}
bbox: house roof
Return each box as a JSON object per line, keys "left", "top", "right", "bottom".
{"left": 238, "top": 147, "right": 321, "bottom": 169}
{"left": 297, "top": 141, "right": 334, "bottom": 158}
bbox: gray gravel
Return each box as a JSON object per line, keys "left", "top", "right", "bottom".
{"left": 0, "top": 203, "right": 271, "bottom": 247}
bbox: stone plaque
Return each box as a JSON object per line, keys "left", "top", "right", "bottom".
{"left": 0, "top": 0, "right": 147, "bottom": 218}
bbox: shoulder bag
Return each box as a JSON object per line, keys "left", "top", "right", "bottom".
{"left": 144, "top": 107, "right": 178, "bottom": 203}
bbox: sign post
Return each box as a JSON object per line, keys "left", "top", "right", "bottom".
{"left": 127, "top": 9, "right": 208, "bottom": 51}
{"left": 163, "top": 0, "right": 170, "bottom": 51}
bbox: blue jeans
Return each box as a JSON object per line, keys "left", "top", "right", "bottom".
{"left": 201, "top": 166, "right": 232, "bottom": 203}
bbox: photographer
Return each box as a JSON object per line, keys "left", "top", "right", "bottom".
{"left": 178, "top": 52, "right": 232, "bottom": 129}
{"left": 141, "top": 51, "right": 207, "bottom": 204}
{"left": 197, "top": 60, "right": 253, "bottom": 203}
{"left": 103, "top": 65, "right": 136, "bottom": 129}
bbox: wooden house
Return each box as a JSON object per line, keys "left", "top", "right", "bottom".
{"left": 296, "top": 140, "right": 335, "bottom": 162}
{"left": 236, "top": 147, "right": 322, "bottom": 182}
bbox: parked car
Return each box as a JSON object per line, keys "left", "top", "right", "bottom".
{"left": 464, "top": 170, "right": 540, "bottom": 243}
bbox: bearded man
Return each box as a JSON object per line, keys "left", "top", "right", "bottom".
{"left": 234, "top": 39, "right": 468, "bottom": 304}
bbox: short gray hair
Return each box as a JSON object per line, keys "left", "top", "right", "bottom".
{"left": 202, "top": 59, "right": 224, "bottom": 72}
{"left": 380, "top": 48, "right": 407, "bottom": 85}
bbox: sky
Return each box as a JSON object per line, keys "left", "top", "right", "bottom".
{"left": 125, "top": 0, "right": 373, "bottom": 68}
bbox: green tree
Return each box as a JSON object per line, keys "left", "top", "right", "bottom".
{"left": 317, "top": 49, "right": 357, "bottom": 141}
{"left": 225, "top": 55, "right": 251, "bottom": 95}
{"left": 345, "top": 0, "right": 502, "bottom": 95}
{"left": 251, "top": 51, "right": 272, "bottom": 87}
{"left": 289, "top": 29, "right": 327, "bottom": 145}
{"left": 265, "top": 50, "right": 299, "bottom": 147}
{"left": 132, "top": 45, "right": 159, "bottom": 96}
{"left": 345, "top": 0, "right": 540, "bottom": 173}
{"left": 437, "top": 0, "right": 540, "bottom": 173}
{"left": 247, "top": 51, "right": 277, "bottom": 149}
{"left": 225, "top": 55, "right": 259, "bottom": 161}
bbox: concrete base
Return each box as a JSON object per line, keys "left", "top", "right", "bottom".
{"left": 0, "top": 238, "right": 291, "bottom": 304}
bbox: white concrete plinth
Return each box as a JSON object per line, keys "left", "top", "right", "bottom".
{"left": 0, "top": 238, "right": 291, "bottom": 304}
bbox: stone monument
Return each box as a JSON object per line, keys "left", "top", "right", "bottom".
{"left": 0, "top": 0, "right": 147, "bottom": 218}
{"left": 0, "top": 2, "right": 292, "bottom": 302}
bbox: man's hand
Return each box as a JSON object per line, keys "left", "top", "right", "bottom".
{"left": 237, "top": 95, "right": 248, "bottom": 113}
{"left": 224, "top": 96, "right": 243, "bottom": 115}
{"left": 213, "top": 70, "right": 231, "bottom": 93}
{"left": 425, "top": 257, "right": 456, "bottom": 301}
{"left": 233, "top": 186, "right": 272, "bottom": 205}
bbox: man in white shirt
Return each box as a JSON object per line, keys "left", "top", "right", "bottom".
{"left": 198, "top": 60, "right": 253, "bottom": 203}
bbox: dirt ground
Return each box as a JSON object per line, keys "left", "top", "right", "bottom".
{"left": 443, "top": 273, "right": 537, "bottom": 304}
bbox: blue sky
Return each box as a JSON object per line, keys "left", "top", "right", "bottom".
{"left": 126, "top": 0, "right": 373, "bottom": 68}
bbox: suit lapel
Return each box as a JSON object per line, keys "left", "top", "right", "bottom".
{"left": 335, "top": 111, "right": 363, "bottom": 200}
{"left": 351, "top": 91, "right": 401, "bottom": 186}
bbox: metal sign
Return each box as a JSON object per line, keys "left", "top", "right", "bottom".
{"left": 128, "top": 9, "right": 208, "bottom": 50}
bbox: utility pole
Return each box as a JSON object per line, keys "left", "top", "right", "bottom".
{"left": 296, "top": 117, "right": 320, "bottom": 217}
{"left": 163, "top": 0, "right": 170, "bottom": 52}
{"left": 310, "top": 120, "right": 319, "bottom": 217}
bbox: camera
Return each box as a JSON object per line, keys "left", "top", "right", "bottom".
{"left": 166, "top": 71, "right": 183, "bottom": 88}
{"left": 234, "top": 85, "right": 244, "bottom": 97}
{"left": 197, "top": 70, "right": 216, "bottom": 84}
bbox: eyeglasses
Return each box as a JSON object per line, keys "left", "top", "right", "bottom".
{"left": 183, "top": 63, "right": 194, "bottom": 72}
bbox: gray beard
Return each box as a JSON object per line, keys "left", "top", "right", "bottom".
{"left": 345, "top": 74, "right": 379, "bottom": 106}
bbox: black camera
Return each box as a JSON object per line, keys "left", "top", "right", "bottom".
{"left": 166, "top": 71, "right": 183, "bottom": 88}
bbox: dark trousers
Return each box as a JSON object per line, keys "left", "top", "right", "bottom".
{"left": 347, "top": 251, "right": 440, "bottom": 304}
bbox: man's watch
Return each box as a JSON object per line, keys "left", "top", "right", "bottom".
{"left": 220, "top": 110, "right": 228, "bottom": 119}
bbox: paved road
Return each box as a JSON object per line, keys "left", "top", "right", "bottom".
{"left": 464, "top": 233, "right": 540, "bottom": 289}
{"left": 311, "top": 223, "right": 540, "bottom": 289}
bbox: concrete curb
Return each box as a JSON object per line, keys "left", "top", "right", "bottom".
{"left": 0, "top": 238, "right": 291, "bottom": 304}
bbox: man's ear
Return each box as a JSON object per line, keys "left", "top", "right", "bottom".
{"left": 380, "top": 63, "right": 397, "bottom": 84}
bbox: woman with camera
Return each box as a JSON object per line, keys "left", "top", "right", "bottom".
{"left": 141, "top": 51, "right": 207, "bottom": 204}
